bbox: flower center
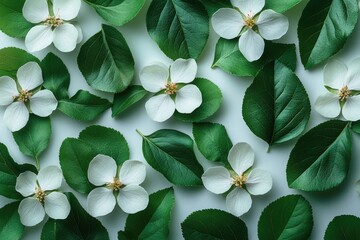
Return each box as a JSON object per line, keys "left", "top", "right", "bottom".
{"left": 14, "top": 90, "right": 32, "bottom": 102}
{"left": 338, "top": 86, "right": 351, "bottom": 101}
{"left": 44, "top": 16, "right": 63, "bottom": 28}
{"left": 244, "top": 14, "right": 256, "bottom": 29}
{"left": 106, "top": 177, "right": 123, "bottom": 191}
{"left": 35, "top": 187, "right": 46, "bottom": 203}
{"left": 232, "top": 175, "right": 247, "bottom": 188}
{"left": 164, "top": 82, "right": 177, "bottom": 95}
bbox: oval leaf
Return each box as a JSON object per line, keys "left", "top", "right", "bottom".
{"left": 198, "top": 0, "right": 231, "bottom": 15}
{"left": 264, "top": 0, "right": 303, "bottom": 13}
{"left": 0, "top": 202, "right": 24, "bottom": 240}
{"left": 324, "top": 215, "right": 360, "bottom": 240}
{"left": 351, "top": 121, "right": 360, "bottom": 134}
{"left": 112, "top": 85, "right": 147, "bottom": 117}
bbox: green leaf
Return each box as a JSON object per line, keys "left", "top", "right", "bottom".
{"left": 12, "top": 115, "right": 51, "bottom": 160}
{"left": 79, "top": 125, "right": 130, "bottom": 165}
{"left": 58, "top": 90, "right": 111, "bottom": 122}
{"left": 298, "top": 0, "right": 358, "bottom": 69}
{"left": 112, "top": 85, "right": 147, "bottom": 117}
{"left": 286, "top": 120, "right": 352, "bottom": 191}
{"left": 192, "top": 122, "right": 232, "bottom": 165}
{"left": 84, "top": 0, "right": 146, "bottom": 26}
{"left": 146, "top": 0, "right": 209, "bottom": 60}
{"left": 78, "top": 24, "right": 135, "bottom": 93}
{"left": 174, "top": 78, "right": 222, "bottom": 122}
{"left": 0, "top": 0, "right": 33, "bottom": 38}
{"left": 198, "top": 0, "right": 231, "bottom": 15}
{"left": 351, "top": 121, "right": 360, "bottom": 134}
{"left": 41, "top": 192, "right": 109, "bottom": 240}
{"left": 243, "top": 61, "right": 310, "bottom": 146}
{"left": 258, "top": 195, "right": 313, "bottom": 240}
{"left": 119, "top": 188, "right": 175, "bottom": 240}
{"left": 40, "top": 53, "right": 70, "bottom": 100}
{"left": 138, "top": 129, "right": 203, "bottom": 186}
{"left": 324, "top": 215, "right": 360, "bottom": 240}
{"left": 264, "top": 0, "right": 303, "bottom": 13}
{"left": 181, "top": 209, "right": 248, "bottom": 240}
{"left": 213, "top": 40, "right": 297, "bottom": 77}
{"left": 0, "top": 202, "right": 24, "bottom": 240}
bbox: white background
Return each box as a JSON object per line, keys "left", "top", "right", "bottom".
{"left": 1, "top": 1, "right": 360, "bottom": 239}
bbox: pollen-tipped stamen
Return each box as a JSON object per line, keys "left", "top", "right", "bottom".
{"left": 44, "top": 16, "right": 64, "bottom": 28}
{"left": 338, "top": 86, "right": 351, "bottom": 101}
{"left": 106, "top": 177, "right": 123, "bottom": 191}
{"left": 244, "top": 14, "right": 256, "bottom": 29}
{"left": 15, "top": 90, "right": 32, "bottom": 102}
{"left": 35, "top": 187, "right": 46, "bottom": 203}
{"left": 232, "top": 175, "right": 247, "bottom": 188}
{"left": 164, "top": 82, "right": 177, "bottom": 95}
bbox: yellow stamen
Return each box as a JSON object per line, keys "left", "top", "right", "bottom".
{"left": 15, "top": 90, "right": 32, "bottom": 102}
{"left": 35, "top": 187, "right": 45, "bottom": 203}
{"left": 106, "top": 177, "right": 123, "bottom": 191}
{"left": 164, "top": 82, "right": 177, "bottom": 95}
{"left": 44, "top": 16, "right": 63, "bottom": 28}
{"left": 232, "top": 175, "right": 247, "bottom": 188}
{"left": 338, "top": 86, "right": 351, "bottom": 101}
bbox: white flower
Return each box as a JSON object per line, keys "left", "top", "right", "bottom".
{"left": 140, "top": 58, "right": 202, "bottom": 122}
{"left": 315, "top": 59, "right": 360, "bottom": 121}
{"left": 23, "top": 0, "right": 83, "bottom": 52}
{"left": 211, "top": 0, "right": 289, "bottom": 62}
{"left": 0, "top": 62, "right": 58, "bottom": 132}
{"left": 15, "top": 166, "right": 70, "bottom": 227}
{"left": 87, "top": 154, "right": 149, "bottom": 217}
{"left": 201, "top": 142, "right": 272, "bottom": 217}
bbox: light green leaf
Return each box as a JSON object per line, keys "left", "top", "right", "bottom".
{"left": 324, "top": 215, "right": 360, "bottom": 240}
{"left": 0, "top": 202, "right": 24, "bottom": 240}
{"left": 112, "top": 85, "right": 147, "bottom": 117}
{"left": 351, "top": 121, "right": 360, "bottom": 134}
{"left": 264, "top": 0, "right": 303, "bottom": 13}
{"left": 198, "top": 0, "right": 231, "bottom": 15}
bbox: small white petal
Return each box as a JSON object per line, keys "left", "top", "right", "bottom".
{"left": 232, "top": 0, "right": 265, "bottom": 16}
{"left": 53, "top": 0, "right": 81, "bottom": 21}
{"left": 37, "top": 166, "right": 63, "bottom": 191}
{"left": 202, "top": 167, "right": 233, "bottom": 194}
{"left": 17, "top": 62, "right": 43, "bottom": 91}
{"left": 30, "top": 90, "right": 58, "bottom": 117}
{"left": 44, "top": 192, "right": 70, "bottom": 219}
{"left": 342, "top": 95, "right": 360, "bottom": 121}
{"left": 0, "top": 76, "right": 18, "bottom": 106}
{"left": 239, "top": 29, "right": 265, "bottom": 62}
{"left": 88, "top": 154, "right": 117, "bottom": 187}
{"left": 22, "top": 0, "right": 49, "bottom": 24}
{"left": 228, "top": 143, "right": 254, "bottom": 176}
{"left": 53, "top": 23, "right": 78, "bottom": 53}
{"left": 75, "top": 24, "right": 83, "bottom": 43}
{"left": 87, "top": 187, "right": 116, "bottom": 217}
{"left": 4, "top": 102, "right": 29, "bottom": 132}
{"left": 145, "top": 94, "right": 176, "bottom": 122}
{"left": 140, "top": 63, "right": 169, "bottom": 93}
{"left": 226, "top": 188, "right": 252, "bottom": 217}
{"left": 119, "top": 160, "right": 146, "bottom": 186}
{"left": 170, "top": 59, "right": 197, "bottom": 84}
{"left": 118, "top": 185, "right": 149, "bottom": 214}
{"left": 25, "top": 25, "right": 54, "bottom": 53}
{"left": 246, "top": 169, "right": 272, "bottom": 195}
{"left": 323, "top": 59, "right": 348, "bottom": 90}
{"left": 18, "top": 198, "right": 45, "bottom": 227}
{"left": 345, "top": 58, "right": 360, "bottom": 91}
{"left": 15, "top": 171, "right": 37, "bottom": 197}
{"left": 211, "top": 8, "right": 244, "bottom": 39}
{"left": 257, "top": 9, "right": 289, "bottom": 40}
{"left": 175, "top": 84, "right": 202, "bottom": 113}
{"left": 314, "top": 92, "right": 341, "bottom": 119}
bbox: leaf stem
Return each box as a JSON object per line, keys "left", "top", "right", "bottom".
{"left": 266, "top": 145, "right": 271, "bottom": 153}
{"left": 136, "top": 129, "right": 144, "bottom": 137}
{"left": 35, "top": 156, "right": 40, "bottom": 171}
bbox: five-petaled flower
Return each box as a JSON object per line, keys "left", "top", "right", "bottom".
{"left": 15, "top": 166, "right": 70, "bottom": 226}
{"left": 23, "top": 0, "right": 83, "bottom": 52}
{"left": 315, "top": 58, "right": 360, "bottom": 121}
{"left": 0, "top": 62, "right": 58, "bottom": 132}
{"left": 87, "top": 154, "right": 149, "bottom": 217}
{"left": 201, "top": 142, "right": 272, "bottom": 216}
{"left": 212, "top": 0, "right": 289, "bottom": 62}
{"left": 140, "top": 58, "right": 202, "bottom": 122}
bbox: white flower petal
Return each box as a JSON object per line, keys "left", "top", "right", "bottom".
{"left": 88, "top": 154, "right": 117, "bottom": 187}
{"left": 18, "top": 197, "right": 45, "bottom": 227}
{"left": 0, "top": 76, "right": 18, "bottom": 106}
{"left": 232, "top": 0, "right": 264, "bottom": 15}
{"left": 201, "top": 166, "right": 233, "bottom": 194}
{"left": 4, "top": 102, "right": 29, "bottom": 132}
{"left": 145, "top": 94, "right": 175, "bottom": 122}
{"left": 140, "top": 63, "right": 169, "bottom": 93}
{"left": 239, "top": 29, "right": 265, "bottom": 62}
{"left": 30, "top": 90, "right": 58, "bottom": 117}
{"left": 75, "top": 24, "right": 83, "bottom": 43}
{"left": 119, "top": 160, "right": 146, "bottom": 186}
{"left": 246, "top": 169, "right": 272, "bottom": 195}
{"left": 342, "top": 95, "right": 360, "bottom": 121}
{"left": 226, "top": 188, "right": 252, "bottom": 217}
{"left": 170, "top": 59, "right": 197, "bottom": 84}
{"left": 53, "top": 23, "right": 78, "bottom": 53}
{"left": 17, "top": 62, "right": 43, "bottom": 91}
{"left": 15, "top": 171, "right": 37, "bottom": 197}
{"left": 53, "top": 0, "right": 81, "bottom": 21}
{"left": 211, "top": 8, "right": 244, "bottom": 39}
{"left": 44, "top": 192, "right": 70, "bottom": 219}
{"left": 118, "top": 185, "right": 149, "bottom": 214}
{"left": 22, "top": 0, "right": 49, "bottom": 23}
{"left": 228, "top": 142, "right": 254, "bottom": 176}
{"left": 345, "top": 58, "right": 360, "bottom": 91}
{"left": 87, "top": 187, "right": 116, "bottom": 217}
{"left": 25, "top": 25, "right": 54, "bottom": 53}
{"left": 37, "top": 166, "right": 63, "bottom": 191}
{"left": 257, "top": 9, "right": 289, "bottom": 40}
{"left": 314, "top": 92, "right": 341, "bottom": 119}
{"left": 323, "top": 59, "right": 348, "bottom": 90}
{"left": 175, "top": 84, "right": 202, "bottom": 113}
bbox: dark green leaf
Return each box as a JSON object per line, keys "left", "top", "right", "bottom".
{"left": 324, "top": 215, "right": 360, "bottom": 240}
{"left": 286, "top": 120, "right": 352, "bottom": 191}
{"left": 78, "top": 24, "right": 135, "bottom": 93}
{"left": 298, "top": 0, "right": 358, "bottom": 69}
{"left": 264, "top": 0, "right": 303, "bottom": 13}
{"left": 58, "top": 90, "right": 111, "bottom": 122}
{"left": 182, "top": 209, "right": 248, "bottom": 240}
{"left": 112, "top": 85, "right": 147, "bottom": 117}
{"left": 146, "top": 0, "right": 209, "bottom": 60}
{"left": 0, "top": 202, "right": 24, "bottom": 240}
{"left": 198, "top": 0, "right": 231, "bottom": 15}
{"left": 243, "top": 61, "right": 310, "bottom": 146}
{"left": 119, "top": 188, "right": 175, "bottom": 240}
{"left": 138, "top": 129, "right": 203, "bottom": 186}
{"left": 174, "top": 78, "right": 222, "bottom": 122}
{"left": 258, "top": 195, "right": 313, "bottom": 240}
{"left": 351, "top": 121, "right": 360, "bottom": 134}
